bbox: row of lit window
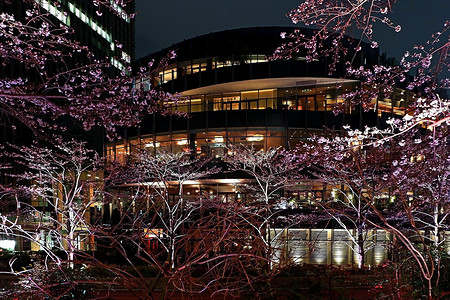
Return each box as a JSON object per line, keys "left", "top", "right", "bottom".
{"left": 131, "top": 83, "right": 413, "bottom": 117}
{"left": 108, "top": 0, "right": 131, "bottom": 23}
{"left": 106, "top": 130, "right": 286, "bottom": 163}
{"left": 68, "top": 2, "right": 112, "bottom": 43}
{"left": 111, "top": 57, "right": 125, "bottom": 71}
{"left": 35, "top": 0, "right": 70, "bottom": 25}
{"left": 121, "top": 51, "right": 131, "bottom": 63}
{"left": 155, "top": 55, "right": 270, "bottom": 84}
{"left": 38, "top": 0, "right": 131, "bottom": 71}
{"left": 167, "top": 86, "right": 413, "bottom": 116}
{"left": 67, "top": 1, "right": 130, "bottom": 66}
{"left": 107, "top": 176, "right": 405, "bottom": 211}
{"left": 165, "top": 86, "right": 348, "bottom": 113}
{"left": 170, "top": 96, "right": 335, "bottom": 113}
{"left": 135, "top": 55, "right": 304, "bottom": 87}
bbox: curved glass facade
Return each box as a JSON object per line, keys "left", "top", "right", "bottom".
{"left": 102, "top": 27, "right": 448, "bottom": 269}
{"left": 108, "top": 78, "right": 414, "bottom": 163}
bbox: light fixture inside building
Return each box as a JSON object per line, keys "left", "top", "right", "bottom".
{"left": 145, "top": 142, "right": 160, "bottom": 148}
{"left": 218, "top": 179, "right": 242, "bottom": 184}
{"left": 183, "top": 180, "right": 200, "bottom": 185}
{"left": 247, "top": 134, "right": 264, "bottom": 142}
{"left": 0, "top": 240, "right": 16, "bottom": 251}
{"left": 176, "top": 139, "right": 188, "bottom": 145}
{"left": 213, "top": 136, "right": 224, "bottom": 143}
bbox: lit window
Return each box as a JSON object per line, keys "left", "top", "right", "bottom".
{"left": 35, "top": 0, "right": 70, "bottom": 25}
{"left": 121, "top": 51, "right": 131, "bottom": 63}
{"left": 111, "top": 57, "right": 125, "bottom": 71}
{"left": 109, "top": 0, "right": 131, "bottom": 23}
{"left": 247, "top": 135, "right": 264, "bottom": 142}
{"left": 68, "top": 2, "right": 112, "bottom": 43}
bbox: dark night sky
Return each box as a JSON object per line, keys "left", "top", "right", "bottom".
{"left": 135, "top": 0, "right": 449, "bottom": 61}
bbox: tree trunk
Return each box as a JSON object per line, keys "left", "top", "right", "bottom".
{"left": 356, "top": 228, "right": 365, "bottom": 269}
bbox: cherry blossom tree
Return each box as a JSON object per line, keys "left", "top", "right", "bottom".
{"left": 95, "top": 150, "right": 272, "bottom": 299}
{"left": 0, "top": 139, "right": 112, "bottom": 299}
{"left": 277, "top": 0, "right": 449, "bottom": 125}
{"left": 275, "top": 1, "right": 449, "bottom": 298}
{"left": 300, "top": 131, "right": 392, "bottom": 269}
{"left": 0, "top": 140, "right": 104, "bottom": 264}
{"left": 0, "top": 0, "right": 177, "bottom": 141}
{"left": 0, "top": 147, "right": 271, "bottom": 299}
{"left": 297, "top": 126, "right": 449, "bottom": 298}
{"left": 0, "top": 2, "right": 275, "bottom": 298}
{"left": 225, "top": 146, "right": 309, "bottom": 269}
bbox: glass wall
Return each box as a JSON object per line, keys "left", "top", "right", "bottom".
{"left": 105, "top": 127, "right": 294, "bottom": 163}
{"left": 135, "top": 77, "right": 413, "bottom": 117}
{"left": 161, "top": 83, "right": 412, "bottom": 117}
{"left": 270, "top": 228, "right": 392, "bottom": 267}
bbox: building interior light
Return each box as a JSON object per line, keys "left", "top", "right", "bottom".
{"left": 109, "top": 0, "right": 131, "bottom": 23}
{"left": 68, "top": 3, "right": 112, "bottom": 43}
{"left": 121, "top": 51, "right": 131, "bottom": 63}
{"left": 218, "top": 179, "right": 242, "bottom": 184}
{"left": 144, "top": 228, "right": 164, "bottom": 238}
{"left": 176, "top": 139, "right": 188, "bottom": 145}
{"left": 331, "top": 189, "right": 339, "bottom": 201}
{"left": 0, "top": 240, "right": 16, "bottom": 251}
{"left": 212, "top": 136, "right": 224, "bottom": 143}
{"left": 111, "top": 58, "right": 125, "bottom": 71}
{"left": 35, "top": 0, "right": 70, "bottom": 25}
{"left": 247, "top": 135, "right": 264, "bottom": 142}
{"left": 183, "top": 180, "right": 200, "bottom": 185}
{"left": 145, "top": 142, "right": 160, "bottom": 148}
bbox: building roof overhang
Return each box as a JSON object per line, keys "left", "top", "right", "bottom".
{"left": 114, "top": 178, "right": 251, "bottom": 188}
{"left": 182, "top": 77, "right": 359, "bottom": 96}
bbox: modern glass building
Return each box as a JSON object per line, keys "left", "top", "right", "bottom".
{"left": 101, "top": 27, "right": 421, "bottom": 266}
{"left": 108, "top": 27, "right": 413, "bottom": 168}
{"left": 35, "top": 0, "right": 135, "bottom": 70}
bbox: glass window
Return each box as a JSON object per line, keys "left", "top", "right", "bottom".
{"left": 248, "top": 99, "right": 259, "bottom": 110}
{"left": 115, "top": 143, "right": 126, "bottom": 164}
{"left": 141, "top": 136, "right": 157, "bottom": 149}
{"left": 190, "top": 98, "right": 203, "bottom": 113}
{"left": 105, "top": 144, "right": 114, "bottom": 160}
{"left": 196, "top": 132, "right": 209, "bottom": 156}
{"left": 241, "top": 91, "right": 258, "bottom": 101}
{"left": 213, "top": 97, "right": 223, "bottom": 111}
{"left": 206, "top": 131, "right": 226, "bottom": 158}
{"left": 306, "top": 96, "right": 315, "bottom": 111}
{"left": 206, "top": 94, "right": 221, "bottom": 111}
{"left": 266, "top": 130, "right": 284, "bottom": 149}
{"left": 129, "top": 138, "right": 141, "bottom": 155}
{"left": 245, "top": 129, "right": 266, "bottom": 150}
{"left": 155, "top": 135, "right": 170, "bottom": 152}
{"left": 222, "top": 93, "right": 240, "bottom": 110}
{"left": 316, "top": 94, "right": 326, "bottom": 111}
{"left": 174, "top": 100, "right": 189, "bottom": 113}
{"left": 227, "top": 129, "right": 247, "bottom": 147}
{"left": 260, "top": 89, "right": 276, "bottom": 109}
{"left": 287, "top": 129, "right": 308, "bottom": 149}
{"left": 171, "top": 133, "right": 189, "bottom": 153}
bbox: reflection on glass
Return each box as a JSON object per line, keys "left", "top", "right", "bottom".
{"left": 271, "top": 228, "right": 391, "bottom": 267}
